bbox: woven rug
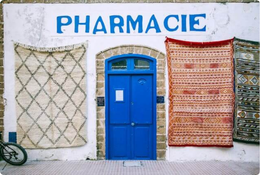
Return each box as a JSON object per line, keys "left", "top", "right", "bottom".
{"left": 233, "top": 38, "right": 259, "bottom": 144}
{"left": 14, "top": 42, "right": 88, "bottom": 148}
{"left": 165, "top": 37, "right": 234, "bottom": 147}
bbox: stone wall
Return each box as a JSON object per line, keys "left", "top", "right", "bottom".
{"left": 96, "top": 45, "right": 166, "bottom": 160}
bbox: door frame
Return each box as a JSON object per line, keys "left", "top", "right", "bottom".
{"left": 105, "top": 54, "right": 157, "bottom": 160}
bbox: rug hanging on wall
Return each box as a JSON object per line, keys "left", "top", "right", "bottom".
{"left": 233, "top": 38, "right": 259, "bottom": 144}
{"left": 165, "top": 37, "right": 234, "bottom": 147}
{"left": 14, "top": 42, "right": 88, "bottom": 148}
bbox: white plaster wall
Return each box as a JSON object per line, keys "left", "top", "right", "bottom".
{"left": 167, "top": 142, "right": 259, "bottom": 162}
{"left": 3, "top": 3, "right": 259, "bottom": 161}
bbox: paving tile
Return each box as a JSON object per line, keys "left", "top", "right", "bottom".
{"left": 0, "top": 160, "right": 258, "bottom": 175}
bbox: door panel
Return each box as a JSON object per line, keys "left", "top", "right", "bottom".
{"left": 133, "top": 126, "right": 151, "bottom": 159}
{"left": 131, "top": 75, "right": 153, "bottom": 124}
{"left": 109, "top": 75, "right": 130, "bottom": 124}
{"left": 110, "top": 126, "right": 130, "bottom": 159}
{"left": 108, "top": 74, "right": 154, "bottom": 160}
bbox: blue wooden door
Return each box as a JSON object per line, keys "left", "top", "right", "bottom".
{"left": 108, "top": 74, "right": 154, "bottom": 160}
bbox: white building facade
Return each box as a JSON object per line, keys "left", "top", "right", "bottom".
{"left": 2, "top": 2, "right": 259, "bottom": 162}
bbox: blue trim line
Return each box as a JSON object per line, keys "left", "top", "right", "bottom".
{"left": 105, "top": 54, "right": 157, "bottom": 160}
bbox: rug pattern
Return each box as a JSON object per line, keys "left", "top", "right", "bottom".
{"left": 233, "top": 38, "right": 259, "bottom": 143}
{"left": 15, "top": 42, "right": 87, "bottom": 148}
{"left": 165, "top": 38, "right": 234, "bottom": 147}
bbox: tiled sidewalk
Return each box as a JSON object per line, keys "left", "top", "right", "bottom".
{"left": 0, "top": 160, "right": 258, "bottom": 175}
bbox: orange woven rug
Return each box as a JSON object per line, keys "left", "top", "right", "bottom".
{"left": 165, "top": 37, "right": 234, "bottom": 147}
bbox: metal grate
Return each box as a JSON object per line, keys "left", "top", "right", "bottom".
{"left": 123, "top": 161, "right": 143, "bottom": 167}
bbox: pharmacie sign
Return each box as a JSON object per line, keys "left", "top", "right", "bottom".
{"left": 53, "top": 13, "right": 208, "bottom": 36}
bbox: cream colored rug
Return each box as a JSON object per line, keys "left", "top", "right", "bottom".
{"left": 14, "top": 42, "right": 88, "bottom": 148}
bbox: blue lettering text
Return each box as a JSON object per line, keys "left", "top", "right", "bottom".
{"left": 190, "top": 14, "right": 206, "bottom": 32}
{"left": 75, "top": 15, "right": 90, "bottom": 33}
{"left": 181, "top": 15, "right": 187, "bottom": 32}
{"left": 164, "top": 15, "right": 179, "bottom": 32}
{"left": 93, "top": 16, "right": 107, "bottom": 34}
{"left": 127, "top": 15, "right": 143, "bottom": 33}
{"left": 57, "top": 16, "right": 72, "bottom": 34}
{"left": 110, "top": 15, "right": 124, "bottom": 33}
{"left": 145, "top": 15, "right": 161, "bottom": 33}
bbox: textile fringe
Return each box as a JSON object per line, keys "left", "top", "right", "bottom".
{"left": 169, "top": 145, "right": 233, "bottom": 148}
{"left": 13, "top": 41, "right": 88, "bottom": 52}
{"left": 165, "top": 37, "right": 234, "bottom": 46}
{"left": 234, "top": 37, "right": 259, "bottom": 45}
{"left": 234, "top": 38, "right": 260, "bottom": 50}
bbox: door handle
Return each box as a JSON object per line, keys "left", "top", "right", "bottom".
{"left": 131, "top": 123, "right": 135, "bottom": 126}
